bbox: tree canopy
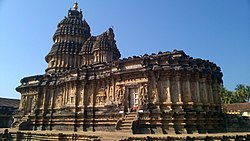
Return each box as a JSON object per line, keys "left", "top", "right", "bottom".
{"left": 220, "top": 84, "right": 250, "bottom": 104}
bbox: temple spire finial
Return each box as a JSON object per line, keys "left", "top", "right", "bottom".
{"left": 73, "top": 1, "right": 78, "bottom": 10}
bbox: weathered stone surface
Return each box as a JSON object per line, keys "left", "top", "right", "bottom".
{"left": 13, "top": 2, "right": 249, "bottom": 135}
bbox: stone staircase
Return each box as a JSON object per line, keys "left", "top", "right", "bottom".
{"left": 119, "top": 112, "right": 137, "bottom": 132}
{"left": 12, "top": 115, "right": 29, "bottom": 129}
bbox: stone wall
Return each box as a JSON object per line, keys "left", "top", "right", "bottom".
{"left": 1, "top": 131, "right": 250, "bottom": 141}
{"left": 5, "top": 132, "right": 101, "bottom": 141}
{"left": 14, "top": 50, "right": 225, "bottom": 133}
{"left": 120, "top": 134, "right": 250, "bottom": 141}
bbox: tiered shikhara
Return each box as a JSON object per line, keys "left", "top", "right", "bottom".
{"left": 15, "top": 2, "right": 223, "bottom": 134}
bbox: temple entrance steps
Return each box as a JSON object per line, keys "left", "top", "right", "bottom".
{"left": 118, "top": 112, "right": 137, "bottom": 132}
{"left": 12, "top": 115, "right": 29, "bottom": 129}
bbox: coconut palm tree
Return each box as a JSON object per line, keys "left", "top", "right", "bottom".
{"left": 234, "top": 84, "right": 249, "bottom": 103}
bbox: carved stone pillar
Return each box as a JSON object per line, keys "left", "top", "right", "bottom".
{"left": 105, "top": 80, "right": 109, "bottom": 104}
{"left": 171, "top": 74, "right": 183, "bottom": 111}
{"left": 82, "top": 81, "right": 88, "bottom": 131}
{"left": 180, "top": 74, "right": 195, "bottom": 133}
{"left": 50, "top": 89, "right": 54, "bottom": 109}
{"left": 68, "top": 82, "right": 71, "bottom": 104}
{"left": 211, "top": 78, "right": 222, "bottom": 132}
{"left": 82, "top": 82, "right": 87, "bottom": 108}
{"left": 147, "top": 71, "right": 154, "bottom": 103}
{"left": 200, "top": 77, "right": 208, "bottom": 103}
{"left": 74, "top": 55, "right": 77, "bottom": 68}
{"left": 42, "top": 88, "right": 47, "bottom": 112}
{"left": 157, "top": 79, "right": 163, "bottom": 102}
{"left": 176, "top": 75, "right": 182, "bottom": 103}
{"left": 69, "top": 55, "right": 72, "bottom": 67}
{"left": 194, "top": 74, "right": 202, "bottom": 109}
{"left": 65, "top": 83, "right": 69, "bottom": 104}
{"left": 75, "top": 81, "right": 81, "bottom": 113}
{"left": 171, "top": 73, "right": 186, "bottom": 134}
{"left": 207, "top": 78, "right": 214, "bottom": 108}
{"left": 201, "top": 77, "right": 214, "bottom": 133}
{"left": 213, "top": 79, "right": 221, "bottom": 109}
{"left": 165, "top": 76, "right": 171, "bottom": 104}
{"left": 161, "top": 74, "right": 175, "bottom": 134}
{"left": 88, "top": 82, "right": 93, "bottom": 106}
{"left": 160, "top": 74, "right": 172, "bottom": 111}
{"left": 192, "top": 73, "right": 206, "bottom": 133}
{"left": 171, "top": 75, "right": 182, "bottom": 104}
{"left": 79, "top": 82, "right": 84, "bottom": 106}
{"left": 49, "top": 86, "right": 56, "bottom": 130}
{"left": 112, "top": 78, "right": 116, "bottom": 102}
{"left": 186, "top": 75, "right": 192, "bottom": 102}
{"left": 153, "top": 72, "right": 159, "bottom": 103}
{"left": 182, "top": 73, "right": 194, "bottom": 112}
{"left": 65, "top": 55, "right": 68, "bottom": 67}
{"left": 62, "top": 84, "right": 65, "bottom": 105}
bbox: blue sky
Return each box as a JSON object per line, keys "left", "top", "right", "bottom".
{"left": 0, "top": 0, "right": 249, "bottom": 99}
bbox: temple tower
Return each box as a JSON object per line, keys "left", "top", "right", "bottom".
{"left": 45, "top": 2, "right": 91, "bottom": 74}
{"left": 92, "top": 28, "right": 121, "bottom": 64}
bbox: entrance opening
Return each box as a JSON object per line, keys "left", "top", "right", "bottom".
{"left": 128, "top": 87, "right": 139, "bottom": 112}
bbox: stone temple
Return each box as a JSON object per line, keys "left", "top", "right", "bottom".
{"left": 14, "top": 2, "right": 224, "bottom": 134}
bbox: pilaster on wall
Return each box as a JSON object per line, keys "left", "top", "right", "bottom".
{"left": 170, "top": 74, "right": 183, "bottom": 112}
{"left": 153, "top": 71, "right": 160, "bottom": 103}
{"left": 147, "top": 71, "right": 154, "bottom": 104}
{"left": 212, "top": 78, "right": 221, "bottom": 110}
{"left": 111, "top": 78, "right": 116, "bottom": 102}
{"left": 182, "top": 73, "right": 193, "bottom": 110}
{"left": 200, "top": 76, "right": 209, "bottom": 111}
{"left": 207, "top": 78, "right": 215, "bottom": 110}
{"left": 165, "top": 76, "right": 171, "bottom": 104}
{"left": 194, "top": 73, "right": 202, "bottom": 110}
{"left": 175, "top": 74, "right": 182, "bottom": 104}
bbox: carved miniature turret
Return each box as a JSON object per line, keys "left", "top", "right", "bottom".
{"left": 92, "top": 28, "right": 120, "bottom": 64}
{"left": 80, "top": 36, "right": 96, "bottom": 65}
{"left": 80, "top": 28, "right": 121, "bottom": 65}
{"left": 45, "top": 2, "right": 91, "bottom": 74}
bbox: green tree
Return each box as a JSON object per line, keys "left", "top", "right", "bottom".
{"left": 220, "top": 84, "right": 250, "bottom": 104}
{"left": 246, "top": 86, "right": 250, "bottom": 101}
{"left": 234, "top": 84, "right": 247, "bottom": 103}
{"left": 220, "top": 85, "right": 234, "bottom": 104}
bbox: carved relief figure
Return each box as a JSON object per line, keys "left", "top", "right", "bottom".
{"left": 32, "top": 95, "right": 38, "bottom": 112}
{"left": 139, "top": 84, "right": 147, "bottom": 106}
{"left": 152, "top": 90, "right": 157, "bottom": 103}
{"left": 116, "top": 86, "right": 124, "bottom": 106}
{"left": 96, "top": 90, "right": 106, "bottom": 105}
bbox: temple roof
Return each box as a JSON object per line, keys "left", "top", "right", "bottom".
{"left": 53, "top": 2, "right": 90, "bottom": 41}
{"left": 0, "top": 97, "right": 20, "bottom": 108}
{"left": 53, "top": 19, "right": 90, "bottom": 39}
{"left": 46, "top": 2, "right": 91, "bottom": 61}
{"left": 224, "top": 103, "right": 250, "bottom": 112}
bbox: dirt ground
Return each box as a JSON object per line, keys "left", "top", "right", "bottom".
{"left": 1, "top": 128, "right": 250, "bottom": 141}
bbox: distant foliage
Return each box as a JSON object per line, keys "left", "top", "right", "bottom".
{"left": 220, "top": 84, "right": 250, "bottom": 104}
